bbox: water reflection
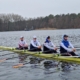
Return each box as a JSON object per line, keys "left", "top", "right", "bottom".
{"left": 18, "top": 54, "right": 28, "bottom": 63}
{"left": 29, "top": 57, "right": 42, "bottom": 64}
{"left": 61, "top": 62, "right": 71, "bottom": 71}
{"left": 17, "top": 53, "right": 79, "bottom": 72}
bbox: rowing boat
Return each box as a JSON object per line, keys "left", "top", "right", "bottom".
{"left": 0, "top": 46, "right": 80, "bottom": 64}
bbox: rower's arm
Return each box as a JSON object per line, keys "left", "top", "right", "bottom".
{"left": 60, "top": 43, "right": 72, "bottom": 52}
{"left": 37, "top": 41, "right": 41, "bottom": 46}
{"left": 24, "top": 40, "right": 28, "bottom": 45}
{"left": 31, "top": 41, "right": 40, "bottom": 47}
{"left": 51, "top": 42, "right": 56, "bottom": 48}
{"left": 44, "top": 43, "right": 54, "bottom": 49}
{"left": 69, "top": 42, "right": 74, "bottom": 48}
{"left": 31, "top": 41, "right": 37, "bottom": 47}
{"left": 18, "top": 41, "right": 23, "bottom": 47}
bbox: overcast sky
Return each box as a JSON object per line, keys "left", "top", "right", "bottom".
{"left": 0, "top": 0, "right": 80, "bottom": 18}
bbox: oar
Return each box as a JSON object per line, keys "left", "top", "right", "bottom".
{"left": 0, "top": 52, "right": 14, "bottom": 57}
{"left": 75, "top": 48, "right": 80, "bottom": 50}
{"left": 0, "top": 56, "right": 18, "bottom": 62}
{"left": 0, "top": 50, "right": 4, "bottom": 52}
{"left": 13, "top": 62, "right": 29, "bottom": 68}
{"left": 0, "top": 50, "right": 8, "bottom": 52}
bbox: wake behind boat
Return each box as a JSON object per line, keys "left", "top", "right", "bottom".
{"left": 0, "top": 46, "right": 80, "bottom": 64}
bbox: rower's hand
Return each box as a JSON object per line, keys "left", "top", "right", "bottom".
{"left": 54, "top": 47, "right": 57, "bottom": 50}
{"left": 72, "top": 48, "right": 76, "bottom": 52}
{"left": 67, "top": 53, "right": 72, "bottom": 56}
{"left": 38, "top": 46, "right": 41, "bottom": 49}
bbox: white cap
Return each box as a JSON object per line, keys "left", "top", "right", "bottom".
{"left": 33, "top": 36, "right": 37, "bottom": 38}
{"left": 20, "top": 36, "right": 24, "bottom": 38}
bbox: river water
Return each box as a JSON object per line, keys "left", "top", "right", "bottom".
{"left": 0, "top": 29, "right": 80, "bottom": 80}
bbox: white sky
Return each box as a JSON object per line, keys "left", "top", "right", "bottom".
{"left": 0, "top": 0, "right": 80, "bottom": 18}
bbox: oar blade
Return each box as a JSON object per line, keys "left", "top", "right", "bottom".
{"left": 0, "top": 59, "right": 6, "bottom": 62}
{"left": 0, "top": 56, "right": 18, "bottom": 63}
{"left": 13, "top": 63, "right": 24, "bottom": 68}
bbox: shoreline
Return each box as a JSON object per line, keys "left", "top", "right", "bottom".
{"left": 36, "top": 28, "right": 57, "bottom": 30}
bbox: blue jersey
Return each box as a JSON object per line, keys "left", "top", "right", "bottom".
{"left": 60, "top": 40, "right": 70, "bottom": 53}
{"left": 62, "top": 40, "right": 69, "bottom": 48}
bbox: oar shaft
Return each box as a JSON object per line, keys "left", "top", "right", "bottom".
{"left": 0, "top": 56, "right": 18, "bottom": 62}
{"left": 13, "top": 62, "right": 29, "bottom": 68}
{"left": 0, "top": 50, "right": 7, "bottom": 52}
{"left": 6, "top": 56, "right": 18, "bottom": 60}
{"left": 0, "top": 53, "right": 14, "bottom": 56}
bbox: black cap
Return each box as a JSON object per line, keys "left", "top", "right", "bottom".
{"left": 63, "top": 35, "right": 68, "bottom": 37}
{"left": 47, "top": 36, "right": 50, "bottom": 39}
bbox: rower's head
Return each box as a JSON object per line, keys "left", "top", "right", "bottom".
{"left": 33, "top": 36, "right": 37, "bottom": 41}
{"left": 47, "top": 36, "right": 50, "bottom": 41}
{"left": 63, "top": 35, "right": 68, "bottom": 40}
{"left": 20, "top": 36, "right": 24, "bottom": 41}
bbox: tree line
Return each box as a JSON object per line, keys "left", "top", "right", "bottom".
{"left": 0, "top": 13, "right": 80, "bottom": 31}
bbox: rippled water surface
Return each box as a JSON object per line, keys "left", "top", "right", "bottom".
{"left": 0, "top": 29, "right": 80, "bottom": 80}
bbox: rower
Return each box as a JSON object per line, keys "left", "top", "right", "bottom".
{"left": 29, "top": 36, "right": 42, "bottom": 51}
{"left": 60, "top": 35, "right": 77, "bottom": 56}
{"left": 43, "top": 36, "right": 57, "bottom": 53}
{"left": 18, "top": 36, "right": 28, "bottom": 50}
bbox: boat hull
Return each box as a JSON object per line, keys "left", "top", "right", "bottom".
{"left": 0, "top": 46, "right": 80, "bottom": 64}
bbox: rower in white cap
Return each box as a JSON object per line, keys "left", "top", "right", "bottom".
{"left": 29, "top": 36, "right": 41, "bottom": 51}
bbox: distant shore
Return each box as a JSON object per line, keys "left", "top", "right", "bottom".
{"left": 36, "top": 28, "right": 57, "bottom": 30}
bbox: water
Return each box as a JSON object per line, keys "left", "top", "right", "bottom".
{"left": 0, "top": 29, "right": 80, "bottom": 80}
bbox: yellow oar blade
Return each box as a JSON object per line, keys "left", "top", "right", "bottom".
{"left": 0, "top": 59, "right": 6, "bottom": 62}
{"left": 0, "top": 57, "right": 18, "bottom": 63}
{"left": 13, "top": 63, "right": 24, "bottom": 68}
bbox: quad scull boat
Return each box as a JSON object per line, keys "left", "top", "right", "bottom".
{"left": 0, "top": 46, "right": 80, "bottom": 64}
